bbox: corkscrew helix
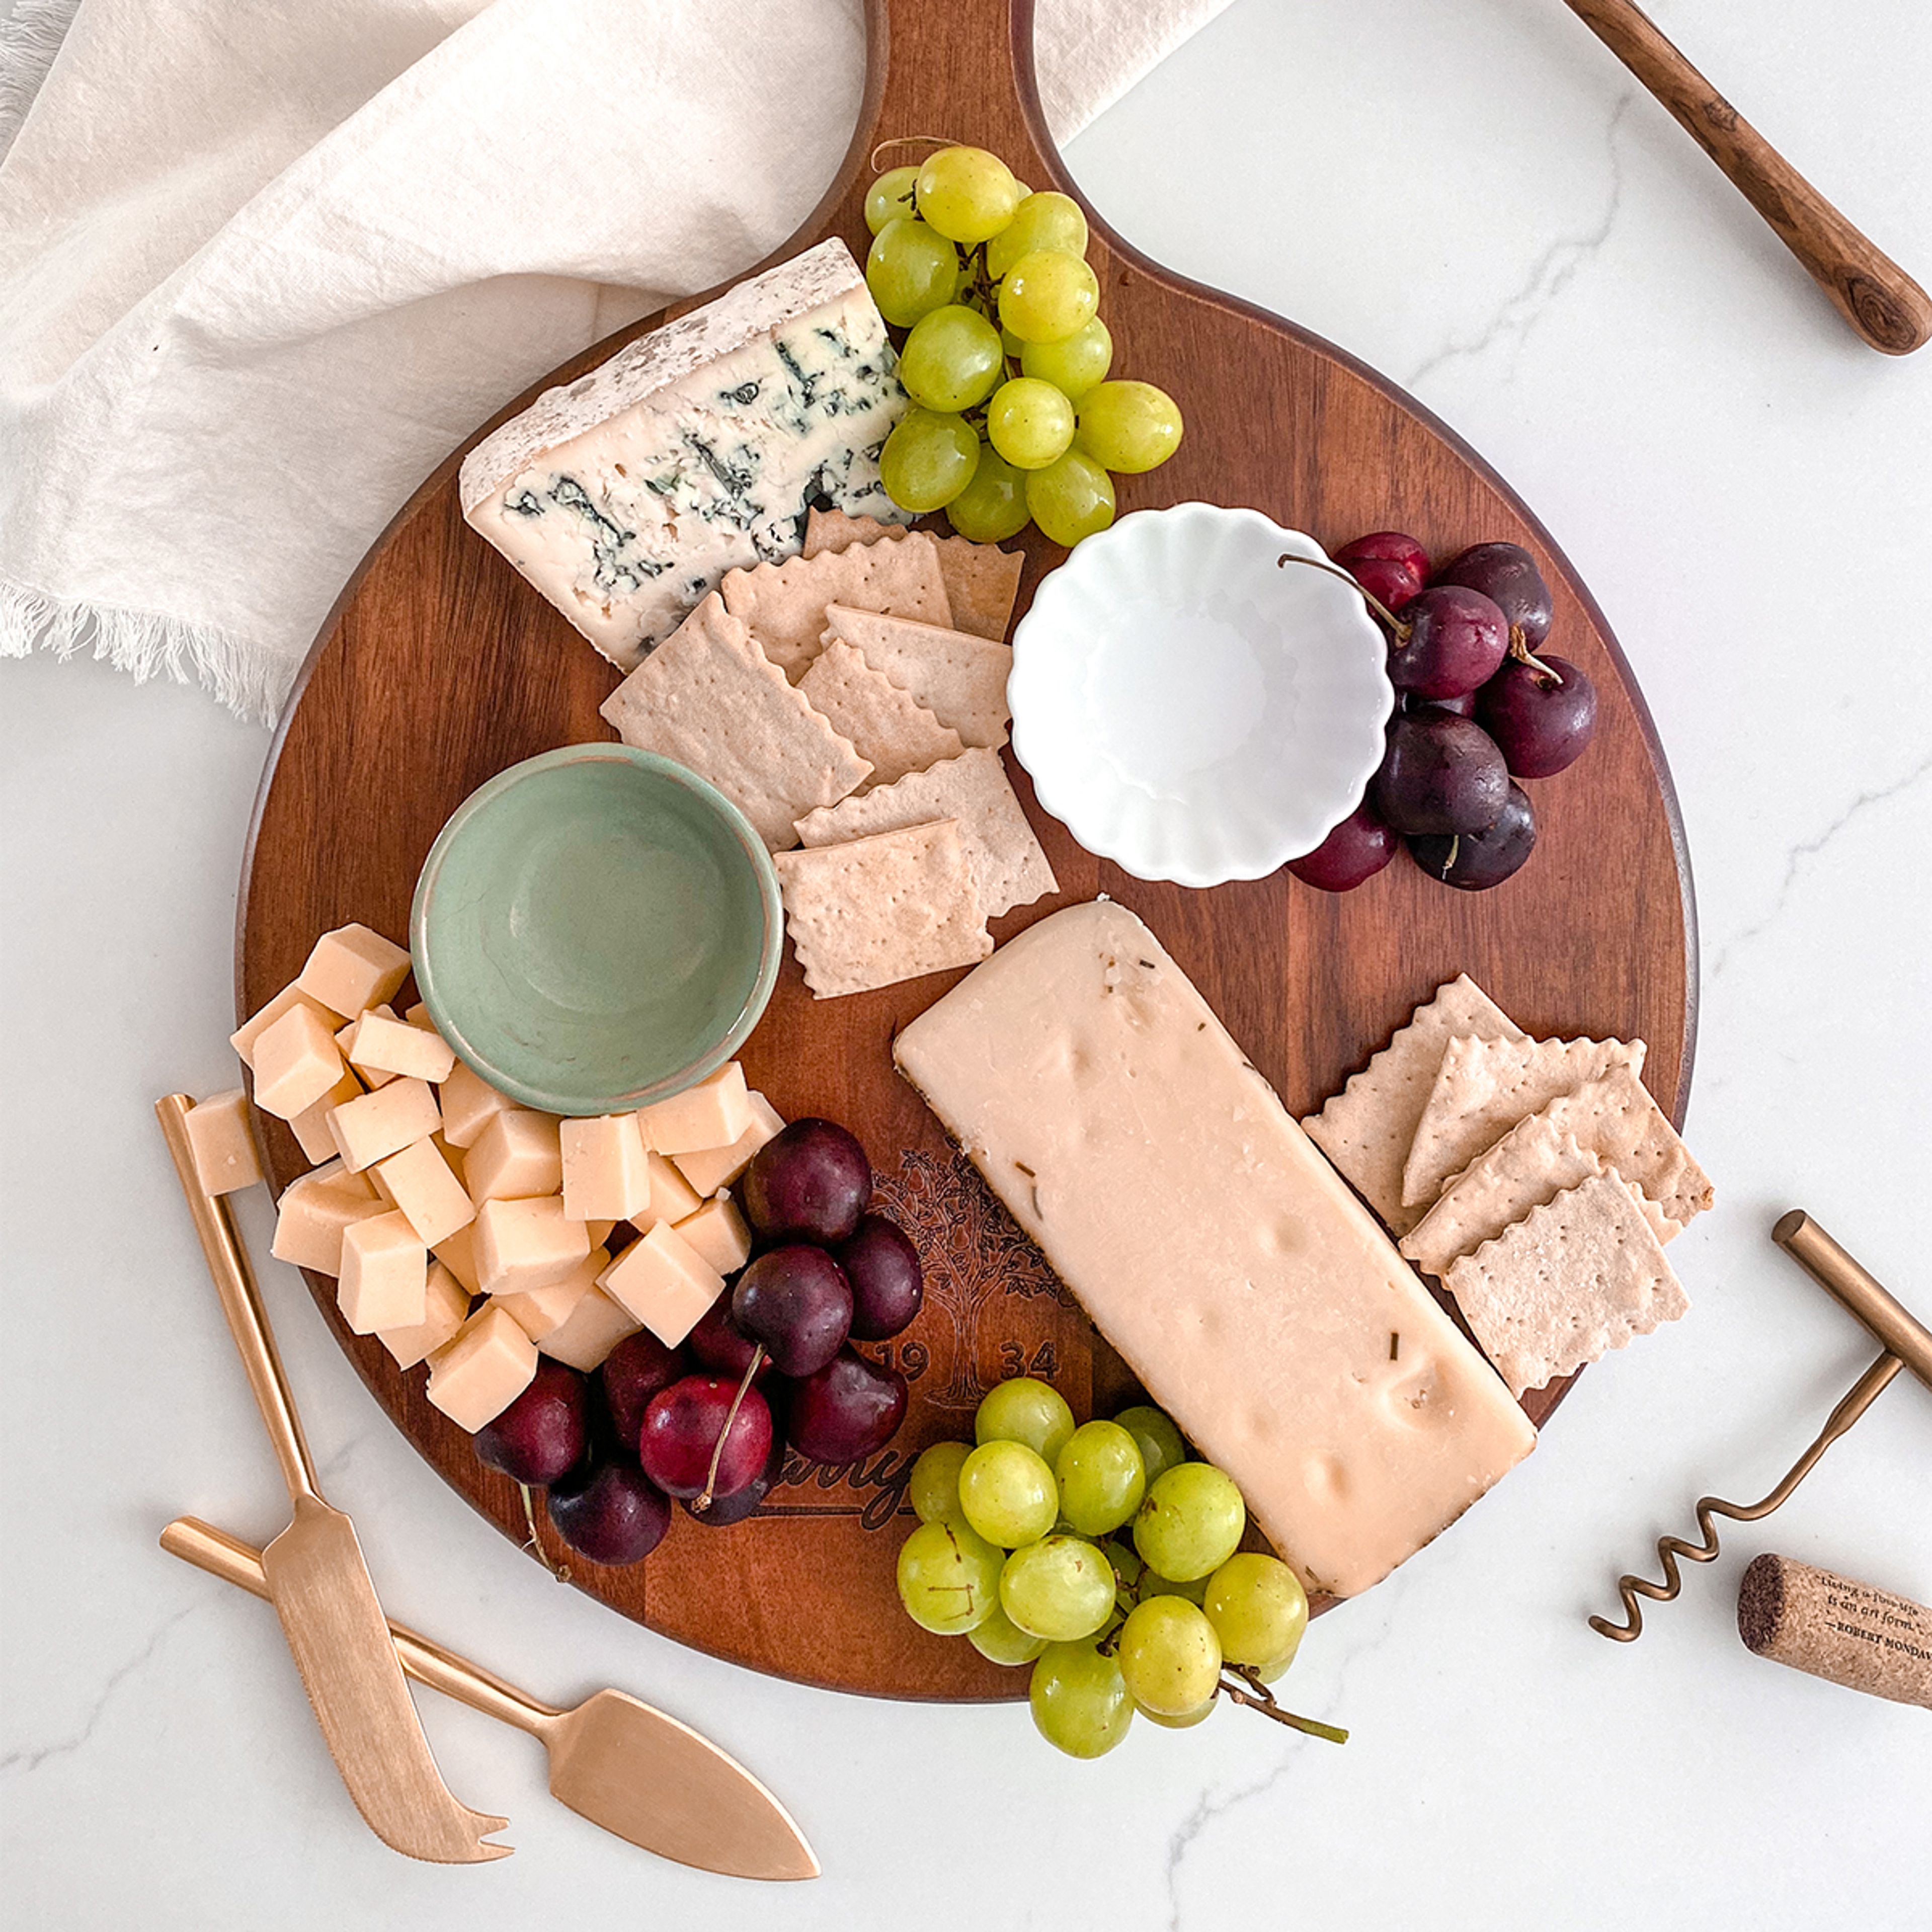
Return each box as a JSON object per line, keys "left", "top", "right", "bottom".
{"left": 1590, "top": 1211, "right": 1932, "bottom": 1643}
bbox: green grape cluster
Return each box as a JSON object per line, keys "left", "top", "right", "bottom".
{"left": 893, "top": 1383, "right": 1318, "bottom": 1760}
{"left": 863, "top": 145, "right": 1183, "bottom": 548}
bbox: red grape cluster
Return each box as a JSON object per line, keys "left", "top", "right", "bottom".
{"left": 1289, "top": 535, "right": 1598, "bottom": 894}
{"left": 472, "top": 1118, "right": 920, "bottom": 1567}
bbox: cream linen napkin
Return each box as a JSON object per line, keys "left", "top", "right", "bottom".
{"left": 0, "top": 0, "right": 1235, "bottom": 722}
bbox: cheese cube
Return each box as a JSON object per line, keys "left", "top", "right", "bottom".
{"left": 560, "top": 1114, "right": 652, "bottom": 1222}
{"left": 432, "top": 1222, "right": 482, "bottom": 1295}
{"left": 289, "top": 1068, "right": 364, "bottom": 1164}
{"left": 673, "top": 1194, "right": 752, "bottom": 1276}
{"left": 253, "top": 1004, "right": 348, "bottom": 1120}
{"left": 338, "top": 1211, "right": 429, "bottom": 1335}
{"left": 599, "top": 1220, "right": 725, "bottom": 1346}
{"left": 271, "top": 1160, "right": 384, "bottom": 1276}
{"left": 634, "top": 1062, "right": 754, "bottom": 1156}
{"left": 474, "top": 1195, "right": 591, "bottom": 1297}
{"left": 336, "top": 1006, "right": 399, "bottom": 1088}
{"left": 296, "top": 923, "right": 412, "bottom": 1020}
{"left": 465, "top": 1109, "right": 564, "bottom": 1201}
{"left": 372, "top": 1137, "right": 475, "bottom": 1247}
{"left": 232, "top": 983, "right": 344, "bottom": 1068}
{"left": 184, "top": 1090, "right": 263, "bottom": 1195}
{"left": 431, "top": 1132, "right": 468, "bottom": 1189}
{"left": 538, "top": 1285, "right": 641, "bottom": 1372}
{"left": 327, "top": 1077, "right": 441, "bottom": 1173}
{"left": 346, "top": 1009, "right": 456, "bottom": 1086}
{"left": 494, "top": 1246, "right": 608, "bottom": 1344}
{"left": 673, "top": 1090, "right": 784, "bottom": 1195}
{"left": 437, "top": 1059, "right": 520, "bottom": 1149}
{"left": 377, "top": 1261, "right": 472, "bottom": 1371}
{"left": 427, "top": 1304, "right": 536, "bottom": 1432}
{"left": 636, "top": 1151, "right": 704, "bottom": 1231}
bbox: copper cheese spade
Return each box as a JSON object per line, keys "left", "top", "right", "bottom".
{"left": 156, "top": 1095, "right": 510, "bottom": 1864}
{"left": 161, "top": 1518, "right": 820, "bottom": 1880}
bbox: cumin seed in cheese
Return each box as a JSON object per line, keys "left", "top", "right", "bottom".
{"left": 893, "top": 901, "right": 1538, "bottom": 1598}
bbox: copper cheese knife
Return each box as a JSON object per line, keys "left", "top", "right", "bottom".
{"left": 161, "top": 1517, "right": 821, "bottom": 1880}
{"left": 156, "top": 1094, "right": 510, "bottom": 1864}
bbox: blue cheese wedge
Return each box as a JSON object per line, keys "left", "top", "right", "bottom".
{"left": 460, "top": 240, "right": 909, "bottom": 670}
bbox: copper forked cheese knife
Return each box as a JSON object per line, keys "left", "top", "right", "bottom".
{"left": 156, "top": 1094, "right": 510, "bottom": 1864}
{"left": 161, "top": 1517, "right": 821, "bottom": 1880}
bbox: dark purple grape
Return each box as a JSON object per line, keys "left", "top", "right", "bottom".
{"left": 1409, "top": 782, "right": 1537, "bottom": 889}
{"left": 1334, "top": 532, "right": 1429, "bottom": 613}
{"left": 788, "top": 1348, "right": 908, "bottom": 1464}
{"left": 1435, "top": 542, "right": 1553, "bottom": 649}
{"left": 835, "top": 1214, "right": 924, "bottom": 1340}
{"left": 638, "top": 1374, "right": 774, "bottom": 1500}
{"left": 1374, "top": 710, "right": 1509, "bottom": 836}
{"left": 732, "top": 1244, "right": 853, "bottom": 1377}
{"left": 1386, "top": 586, "right": 1508, "bottom": 699}
{"left": 545, "top": 1458, "right": 670, "bottom": 1565}
{"left": 682, "top": 1425, "right": 787, "bottom": 1527}
{"left": 1477, "top": 655, "right": 1598, "bottom": 778}
{"left": 742, "top": 1119, "right": 871, "bottom": 1244}
{"left": 599, "top": 1331, "right": 689, "bottom": 1453}
{"left": 1285, "top": 799, "right": 1398, "bottom": 892}
{"left": 687, "top": 1295, "right": 777, "bottom": 1383}
{"left": 473, "top": 1359, "right": 588, "bottom": 1487}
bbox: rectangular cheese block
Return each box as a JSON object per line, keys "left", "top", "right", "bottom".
{"left": 345, "top": 1008, "right": 455, "bottom": 1086}
{"left": 893, "top": 901, "right": 1538, "bottom": 1598}
{"left": 378, "top": 1261, "right": 472, "bottom": 1370}
{"left": 431, "top": 1221, "right": 482, "bottom": 1295}
{"left": 288, "top": 1069, "right": 364, "bottom": 1165}
{"left": 465, "top": 1109, "right": 564, "bottom": 1202}
{"left": 271, "top": 1160, "right": 384, "bottom": 1276}
{"left": 336, "top": 1007, "right": 397, "bottom": 1087}
{"left": 252, "top": 1004, "right": 347, "bottom": 1120}
{"left": 372, "top": 1136, "right": 475, "bottom": 1248}
{"left": 232, "top": 982, "right": 344, "bottom": 1068}
{"left": 599, "top": 1221, "right": 725, "bottom": 1346}
{"left": 437, "top": 1059, "right": 520, "bottom": 1149}
{"left": 426, "top": 1304, "right": 536, "bottom": 1432}
{"left": 338, "top": 1211, "right": 429, "bottom": 1335}
{"left": 183, "top": 1090, "right": 262, "bottom": 1195}
{"left": 672, "top": 1090, "right": 783, "bottom": 1195}
{"left": 327, "top": 1077, "right": 441, "bottom": 1173}
{"left": 493, "top": 1246, "right": 608, "bottom": 1345}
{"left": 473, "top": 1195, "right": 591, "bottom": 1297}
{"left": 458, "top": 238, "right": 909, "bottom": 670}
{"left": 634, "top": 1062, "right": 754, "bottom": 1156}
{"left": 560, "top": 1114, "right": 652, "bottom": 1222}
{"left": 673, "top": 1194, "right": 752, "bottom": 1276}
{"left": 295, "top": 924, "right": 412, "bottom": 1021}
{"left": 537, "top": 1284, "right": 641, "bottom": 1372}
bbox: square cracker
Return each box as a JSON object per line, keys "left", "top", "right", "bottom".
{"left": 773, "top": 820, "right": 993, "bottom": 999}
{"left": 1402, "top": 1032, "right": 1648, "bottom": 1210}
{"left": 721, "top": 531, "right": 951, "bottom": 682}
{"left": 1442, "top": 1172, "right": 1691, "bottom": 1398}
{"left": 799, "top": 641, "right": 965, "bottom": 790}
{"left": 1401, "top": 1120, "right": 1681, "bottom": 1278}
{"left": 804, "top": 509, "right": 1023, "bottom": 642}
{"left": 819, "top": 604, "right": 1013, "bottom": 750}
{"left": 598, "top": 592, "right": 870, "bottom": 852}
{"left": 1301, "top": 975, "right": 1526, "bottom": 1235}
{"left": 793, "top": 747, "right": 1058, "bottom": 920}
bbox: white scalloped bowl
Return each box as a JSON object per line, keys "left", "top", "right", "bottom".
{"left": 1008, "top": 504, "right": 1394, "bottom": 887}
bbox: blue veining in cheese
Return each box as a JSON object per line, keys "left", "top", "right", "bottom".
{"left": 460, "top": 240, "right": 911, "bottom": 670}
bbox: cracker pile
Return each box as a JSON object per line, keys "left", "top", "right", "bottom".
{"left": 1303, "top": 975, "right": 1712, "bottom": 1397}
{"left": 600, "top": 510, "right": 1056, "bottom": 1000}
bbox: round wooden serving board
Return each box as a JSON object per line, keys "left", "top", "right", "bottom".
{"left": 240, "top": 0, "right": 1696, "bottom": 1702}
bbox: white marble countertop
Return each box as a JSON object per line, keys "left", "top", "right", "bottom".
{"left": 5, "top": 2, "right": 1928, "bottom": 1925}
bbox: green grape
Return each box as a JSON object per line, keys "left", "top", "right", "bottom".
{"left": 915, "top": 144, "right": 1022, "bottom": 245}
{"left": 896, "top": 1519, "right": 1005, "bottom": 1635}
{"left": 1250, "top": 1648, "right": 1297, "bottom": 1684}
{"left": 975, "top": 1376, "right": 1075, "bottom": 1466}
{"left": 879, "top": 408, "right": 979, "bottom": 514}
{"left": 1055, "top": 1420, "right": 1146, "bottom": 1537}
{"left": 1141, "top": 1697, "right": 1218, "bottom": 1730}
{"left": 1019, "top": 315, "right": 1112, "bottom": 402}
{"left": 997, "top": 249, "right": 1099, "bottom": 343}
{"left": 986, "top": 377, "right": 1075, "bottom": 470}
{"left": 969, "top": 1604, "right": 1049, "bottom": 1667}
{"left": 1075, "top": 379, "right": 1184, "bottom": 473}
{"left": 1000, "top": 323, "right": 1027, "bottom": 359}
{"left": 1025, "top": 449, "right": 1115, "bottom": 547}
{"left": 943, "top": 442, "right": 1030, "bottom": 543}
{"left": 1140, "top": 1568, "right": 1208, "bottom": 1607}
{"left": 1000, "top": 1535, "right": 1117, "bottom": 1641}
{"left": 1113, "top": 1405, "right": 1187, "bottom": 1487}
{"left": 1029, "top": 1639, "right": 1133, "bottom": 1758}
{"left": 1203, "top": 1553, "right": 1309, "bottom": 1669}
{"left": 909, "top": 1439, "right": 972, "bottom": 1525}
{"left": 986, "top": 190, "right": 1089, "bottom": 281}
{"left": 897, "top": 304, "right": 1005, "bottom": 413}
{"left": 1115, "top": 1597, "right": 1223, "bottom": 1717}
{"left": 1133, "top": 1463, "right": 1245, "bottom": 1582}
{"left": 865, "top": 217, "right": 961, "bottom": 328}
{"left": 864, "top": 165, "right": 921, "bottom": 235}
{"left": 959, "top": 1439, "right": 1059, "bottom": 1548}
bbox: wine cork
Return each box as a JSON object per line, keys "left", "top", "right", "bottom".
{"left": 1737, "top": 1554, "right": 1931, "bottom": 1709}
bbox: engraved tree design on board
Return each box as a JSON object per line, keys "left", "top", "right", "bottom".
{"left": 874, "top": 1148, "right": 1074, "bottom": 1413}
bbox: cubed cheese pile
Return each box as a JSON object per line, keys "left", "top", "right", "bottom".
{"left": 223, "top": 922, "right": 781, "bottom": 1435}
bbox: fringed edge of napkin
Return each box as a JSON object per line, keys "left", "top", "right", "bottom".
{"left": 2, "top": 577, "right": 286, "bottom": 725}
{"left": 0, "top": 0, "right": 82, "bottom": 161}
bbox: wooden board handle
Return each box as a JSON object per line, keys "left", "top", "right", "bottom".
{"left": 1563, "top": 0, "right": 1930, "bottom": 354}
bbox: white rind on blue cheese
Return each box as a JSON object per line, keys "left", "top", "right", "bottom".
{"left": 460, "top": 240, "right": 911, "bottom": 670}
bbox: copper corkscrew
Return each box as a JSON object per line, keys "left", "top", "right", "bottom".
{"left": 1590, "top": 1211, "right": 1932, "bottom": 1642}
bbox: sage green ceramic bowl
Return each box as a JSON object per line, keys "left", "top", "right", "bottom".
{"left": 411, "top": 747, "right": 782, "bottom": 1117}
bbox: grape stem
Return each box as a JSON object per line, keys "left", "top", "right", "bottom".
{"left": 518, "top": 1482, "right": 570, "bottom": 1583}
{"left": 693, "top": 1345, "right": 766, "bottom": 1513}
{"left": 1219, "top": 1666, "right": 1349, "bottom": 1744}
{"left": 1275, "top": 550, "right": 1407, "bottom": 637}
{"left": 1506, "top": 629, "right": 1563, "bottom": 680}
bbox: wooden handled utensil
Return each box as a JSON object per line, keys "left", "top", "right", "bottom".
{"left": 156, "top": 1094, "right": 510, "bottom": 1864}
{"left": 1563, "top": 0, "right": 1931, "bottom": 354}
{"left": 161, "top": 1517, "right": 821, "bottom": 1880}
